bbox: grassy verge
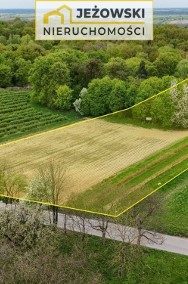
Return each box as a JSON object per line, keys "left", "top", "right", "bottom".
{"left": 104, "top": 115, "right": 169, "bottom": 130}
{"left": 59, "top": 232, "right": 188, "bottom": 284}
{"left": 137, "top": 170, "right": 188, "bottom": 237}
{"left": 69, "top": 137, "right": 188, "bottom": 215}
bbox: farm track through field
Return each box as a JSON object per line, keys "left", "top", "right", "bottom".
{"left": 0, "top": 119, "right": 188, "bottom": 211}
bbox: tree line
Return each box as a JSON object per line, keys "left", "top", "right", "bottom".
{"left": 0, "top": 158, "right": 169, "bottom": 283}
{"left": 0, "top": 18, "right": 188, "bottom": 125}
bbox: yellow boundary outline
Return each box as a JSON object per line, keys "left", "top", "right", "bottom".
{"left": 0, "top": 167, "right": 187, "bottom": 218}
{"left": 0, "top": 78, "right": 188, "bottom": 217}
{"left": 1, "top": 78, "right": 188, "bottom": 149}
{"left": 116, "top": 167, "right": 188, "bottom": 217}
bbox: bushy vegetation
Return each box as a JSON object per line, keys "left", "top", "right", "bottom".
{"left": 0, "top": 19, "right": 188, "bottom": 125}
{"left": 0, "top": 90, "right": 80, "bottom": 141}
{"left": 0, "top": 203, "right": 188, "bottom": 284}
{"left": 106, "top": 80, "right": 188, "bottom": 129}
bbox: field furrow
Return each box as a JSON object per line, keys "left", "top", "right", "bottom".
{"left": 0, "top": 118, "right": 187, "bottom": 214}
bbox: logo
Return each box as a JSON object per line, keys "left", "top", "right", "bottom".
{"left": 35, "top": 1, "right": 153, "bottom": 40}
{"left": 43, "top": 5, "right": 73, "bottom": 25}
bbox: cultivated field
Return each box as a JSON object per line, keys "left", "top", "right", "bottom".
{"left": 0, "top": 119, "right": 187, "bottom": 211}
{"left": 0, "top": 90, "right": 80, "bottom": 142}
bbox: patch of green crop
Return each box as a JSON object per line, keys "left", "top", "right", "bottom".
{"left": 0, "top": 90, "right": 81, "bottom": 142}
{"left": 69, "top": 138, "right": 188, "bottom": 215}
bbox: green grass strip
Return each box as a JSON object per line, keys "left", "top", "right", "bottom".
{"left": 68, "top": 137, "right": 188, "bottom": 214}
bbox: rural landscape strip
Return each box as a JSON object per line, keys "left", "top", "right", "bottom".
{"left": 69, "top": 137, "right": 188, "bottom": 213}
{"left": 1, "top": 202, "right": 187, "bottom": 256}
{"left": 0, "top": 79, "right": 187, "bottom": 216}
{"left": 0, "top": 167, "right": 187, "bottom": 218}
{"left": 0, "top": 78, "right": 188, "bottom": 147}
{"left": 0, "top": 120, "right": 187, "bottom": 213}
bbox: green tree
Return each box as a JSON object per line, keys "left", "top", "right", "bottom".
{"left": 14, "top": 58, "right": 32, "bottom": 86}
{"left": 109, "top": 80, "right": 127, "bottom": 112}
{"left": 154, "top": 48, "right": 181, "bottom": 77}
{"left": 176, "top": 59, "right": 188, "bottom": 79}
{"left": 7, "top": 34, "right": 21, "bottom": 45}
{"left": 20, "top": 34, "right": 32, "bottom": 45}
{"left": 150, "top": 95, "right": 174, "bottom": 128}
{"left": 0, "top": 64, "right": 12, "bottom": 87}
{"left": 137, "top": 60, "right": 148, "bottom": 79}
{"left": 81, "top": 77, "right": 113, "bottom": 116}
{"left": 132, "top": 101, "right": 151, "bottom": 122}
{"left": 87, "top": 49, "right": 109, "bottom": 63}
{"left": 0, "top": 36, "right": 7, "bottom": 45}
{"left": 53, "top": 85, "right": 73, "bottom": 110}
{"left": 105, "top": 57, "right": 128, "bottom": 80}
{"left": 16, "top": 43, "right": 46, "bottom": 62}
{"left": 161, "top": 75, "right": 177, "bottom": 89}
{"left": 80, "top": 57, "right": 103, "bottom": 86}
{"left": 125, "top": 57, "right": 142, "bottom": 77}
{"left": 136, "top": 77, "right": 163, "bottom": 102}
{"left": 50, "top": 50, "right": 88, "bottom": 91}
{"left": 30, "top": 54, "right": 70, "bottom": 107}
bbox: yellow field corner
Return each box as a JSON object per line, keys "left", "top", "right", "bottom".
{"left": 0, "top": 78, "right": 188, "bottom": 218}
{"left": 0, "top": 167, "right": 187, "bottom": 218}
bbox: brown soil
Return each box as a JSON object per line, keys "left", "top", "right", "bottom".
{"left": 0, "top": 120, "right": 187, "bottom": 203}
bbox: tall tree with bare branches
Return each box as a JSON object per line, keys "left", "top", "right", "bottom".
{"left": 0, "top": 162, "right": 26, "bottom": 203}
{"left": 27, "top": 159, "right": 67, "bottom": 224}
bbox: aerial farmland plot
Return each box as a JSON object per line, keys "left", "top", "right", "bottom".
{"left": 0, "top": 81, "right": 188, "bottom": 216}
{"left": 0, "top": 117, "right": 188, "bottom": 215}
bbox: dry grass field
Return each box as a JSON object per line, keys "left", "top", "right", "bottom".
{"left": 0, "top": 119, "right": 188, "bottom": 206}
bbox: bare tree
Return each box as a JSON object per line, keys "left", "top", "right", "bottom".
{"left": 0, "top": 161, "right": 26, "bottom": 203}
{"left": 129, "top": 196, "right": 164, "bottom": 247}
{"left": 27, "top": 159, "right": 67, "bottom": 224}
{"left": 88, "top": 216, "right": 110, "bottom": 243}
{"left": 110, "top": 196, "right": 165, "bottom": 280}
{"left": 68, "top": 213, "right": 88, "bottom": 241}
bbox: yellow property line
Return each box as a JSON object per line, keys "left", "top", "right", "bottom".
{"left": 115, "top": 167, "right": 188, "bottom": 217}
{"left": 1, "top": 78, "right": 188, "bottom": 149}
{"left": 0, "top": 78, "right": 188, "bottom": 217}
{"left": 0, "top": 167, "right": 187, "bottom": 218}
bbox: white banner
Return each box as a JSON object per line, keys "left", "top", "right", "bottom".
{"left": 35, "top": 0, "right": 153, "bottom": 40}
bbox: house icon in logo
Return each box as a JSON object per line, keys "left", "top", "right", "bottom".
{"left": 43, "top": 5, "right": 72, "bottom": 24}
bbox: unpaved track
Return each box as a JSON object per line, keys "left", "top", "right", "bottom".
{"left": 0, "top": 120, "right": 188, "bottom": 203}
